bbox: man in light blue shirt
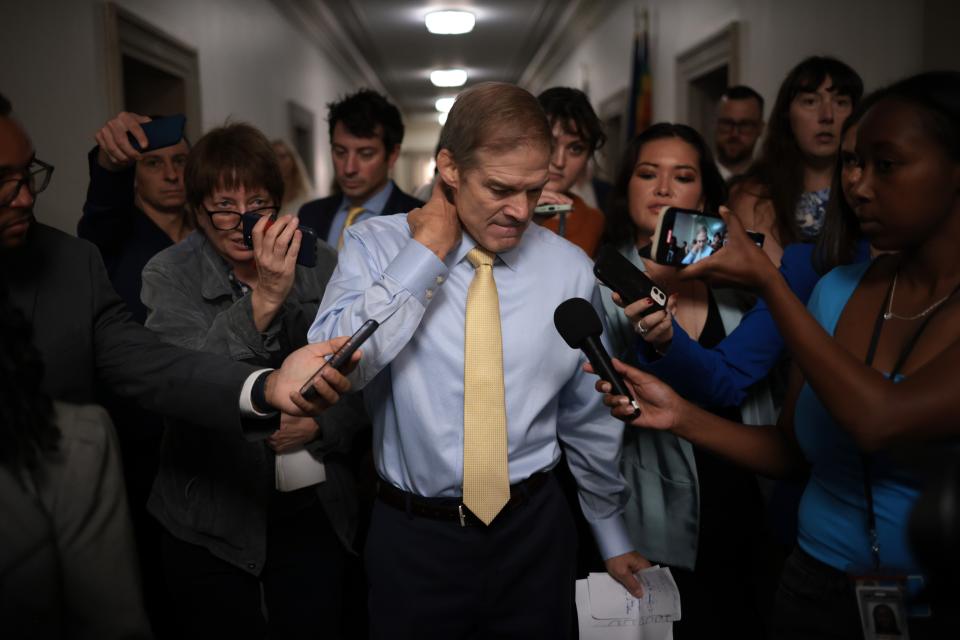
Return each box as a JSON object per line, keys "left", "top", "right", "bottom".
{"left": 309, "top": 82, "right": 648, "bottom": 639}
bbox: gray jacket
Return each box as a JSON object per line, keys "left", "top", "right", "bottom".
{"left": 599, "top": 243, "right": 777, "bottom": 570}
{"left": 141, "top": 231, "right": 364, "bottom": 575}
{"left": 1, "top": 403, "right": 150, "bottom": 639}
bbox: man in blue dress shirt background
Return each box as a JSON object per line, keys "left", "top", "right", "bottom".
{"left": 309, "top": 81, "right": 648, "bottom": 639}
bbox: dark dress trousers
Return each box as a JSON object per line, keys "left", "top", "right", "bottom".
{"left": 297, "top": 182, "right": 424, "bottom": 242}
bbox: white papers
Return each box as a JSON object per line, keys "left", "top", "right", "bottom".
{"left": 575, "top": 567, "right": 680, "bottom": 640}
{"left": 275, "top": 449, "right": 326, "bottom": 492}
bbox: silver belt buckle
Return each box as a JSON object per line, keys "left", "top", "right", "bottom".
{"left": 458, "top": 504, "right": 466, "bottom": 527}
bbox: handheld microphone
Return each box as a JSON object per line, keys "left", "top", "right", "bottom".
{"left": 553, "top": 297, "right": 640, "bottom": 414}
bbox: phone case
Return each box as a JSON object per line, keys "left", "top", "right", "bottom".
{"left": 241, "top": 212, "right": 317, "bottom": 268}
{"left": 593, "top": 245, "right": 668, "bottom": 315}
{"left": 129, "top": 114, "right": 186, "bottom": 152}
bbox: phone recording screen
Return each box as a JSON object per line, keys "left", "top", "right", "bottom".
{"left": 663, "top": 212, "right": 727, "bottom": 266}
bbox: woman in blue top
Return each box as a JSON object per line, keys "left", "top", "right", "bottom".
{"left": 597, "top": 72, "right": 960, "bottom": 638}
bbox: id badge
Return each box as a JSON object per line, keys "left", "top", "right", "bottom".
{"left": 854, "top": 579, "right": 910, "bottom": 639}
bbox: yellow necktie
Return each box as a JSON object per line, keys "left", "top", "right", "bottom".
{"left": 338, "top": 206, "right": 365, "bottom": 249}
{"left": 462, "top": 247, "right": 510, "bottom": 525}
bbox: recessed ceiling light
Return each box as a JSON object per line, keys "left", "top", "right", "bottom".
{"left": 425, "top": 10, "right": 475, "bottom": 35}
{"left": 439, "top": 112, "right": 448, "bottom": 125}
{"left": 435, "top": 97, "right": 456, "bottom": 113}
{"left": 430, "top": 68, "right": 468, "bottom": 87}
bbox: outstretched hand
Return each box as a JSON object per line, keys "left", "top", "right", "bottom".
{"left": 679, "top": 207, "right": 778, "bottom": 291}
{"left": 264, "top": 337, "right": 360, "bottom": 416}
{"left": 586, "top": 358, "right": 686, "bottom": 431}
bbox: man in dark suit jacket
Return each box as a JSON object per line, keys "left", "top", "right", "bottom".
{"left": 298, "top": 89, "right": 423, "bottom": 246}
{"left": 0, "top": 95, "right": 350, "bottom": 441}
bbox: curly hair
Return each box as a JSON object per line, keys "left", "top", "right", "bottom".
{"left": 327, "top": 89, "right": 405, "bottom": 153}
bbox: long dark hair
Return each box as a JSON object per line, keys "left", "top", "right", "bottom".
{"left": 736, "top": 56, "right": 863, "bottom": 245}
{"left": 603, "top": 123, "right": 727, "bottom": 247}
{"left": 0, "top": 280, "right": 59, "bottom": 475}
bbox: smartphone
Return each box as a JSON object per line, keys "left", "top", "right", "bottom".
{"left": 128, "top": 114, "right": 186, "bottom": 152}
{"left": 299, "top": 319, "right": 379, "bottom": 400}
{"left": 651, "top": 207, "right": 764, "bottom": 267}
{"left": 241, "top": 212, "right": 318, "bottom": 268}
{"left": 534, "top": 203, "right": 573, "bottom": 216}
{"left": 593, "top": 245, "right": 668, "bottom": 316}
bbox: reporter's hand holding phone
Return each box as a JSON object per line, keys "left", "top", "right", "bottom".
{"left": 265, "top": 336, "right": 361, "bottom": 416}
{"left": 613, "top": 291, "right": 680, "bottom": 354}
{"left": 250, "top": 213, "right": 301, "bottom": 332}
{"left": 680, "top": 207, "right": 778, "bottom": 292}
{"left": 95, "top": 111, "right": 152, "bottom": 170}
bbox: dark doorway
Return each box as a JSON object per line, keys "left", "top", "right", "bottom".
{"left": 122, "top": 55, "right": 187, "bottom": 116}
{"left": 689, "top": 64, "right": 729, "bottom": 152}
{"left": 288, "top": 101, "right": 316, "bottom": 180}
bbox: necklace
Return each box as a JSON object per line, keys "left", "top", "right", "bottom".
{"left": 883, "top": 270, "right": 953, "bottom": 321}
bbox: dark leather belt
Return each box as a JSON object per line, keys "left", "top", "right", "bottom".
{"left": 376, "top": 471, "right": 551, "bottom": 527}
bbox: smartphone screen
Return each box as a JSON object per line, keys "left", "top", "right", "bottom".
{"left": 654, "top": 208, "right": 764, "bottom": 266}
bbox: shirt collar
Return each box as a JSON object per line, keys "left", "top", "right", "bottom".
{"left": 451, "top": 230, "right": 524, "bottom": 272}
{"left": 338, "top": 180, "right": 395, "bottom": 215}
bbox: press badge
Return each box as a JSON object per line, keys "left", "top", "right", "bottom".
{"left": 854, "top": 579, "right": 910, "bottom": 640}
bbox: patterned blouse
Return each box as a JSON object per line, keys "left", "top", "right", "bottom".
{"left": 796, "top": 187, "right": 830, "bottom": 239}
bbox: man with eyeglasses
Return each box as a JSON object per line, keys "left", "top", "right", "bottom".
{"left": 715, "top": 85, "right": 765, "bottom": 181}
{"left": 0, "top": 89, "right": 354, "bottom": 505}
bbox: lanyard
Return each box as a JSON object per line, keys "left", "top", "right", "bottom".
{"left": 861, "top": 267, "right": 960, "bottom": 570}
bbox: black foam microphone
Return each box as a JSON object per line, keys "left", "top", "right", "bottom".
{"left": 554, "top": 297, "right": 640, "bottom": 413}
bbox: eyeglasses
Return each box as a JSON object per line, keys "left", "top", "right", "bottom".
{"left": 716, "top": 118, "right": 760, "bottom": 135}
{"left": 202, "top": 205, "right": 279, "bottom": 230}
{"left": 0, "top": 159, "right": 54, "bottom": 207}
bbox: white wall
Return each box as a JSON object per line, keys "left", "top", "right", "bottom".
{"left": 2, "top": 0, "right": 357, "bottom": 233}
{"left": 539, "top": 0, "right": 924, "bottom": 127}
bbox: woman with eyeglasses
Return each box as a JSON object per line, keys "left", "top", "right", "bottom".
{"left": 140, "top": 123, "right": 355, "bottom": 638}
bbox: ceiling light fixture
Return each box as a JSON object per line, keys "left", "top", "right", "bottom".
{"left": 435, "top": 97, "right": 456, "bottom": 113}
{"left": 430, "top": 68, "right": 468, "bottom": 87}
{"left": 425, "top": 10, "right": 476, "bottom": 35}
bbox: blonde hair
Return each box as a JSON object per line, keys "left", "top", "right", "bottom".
{"left": 272, "top": 139, "right": 313, "bottom": 205}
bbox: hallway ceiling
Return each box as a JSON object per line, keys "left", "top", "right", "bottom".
{"left": 273, "top": 0, "right": 610, "bottom": 122}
